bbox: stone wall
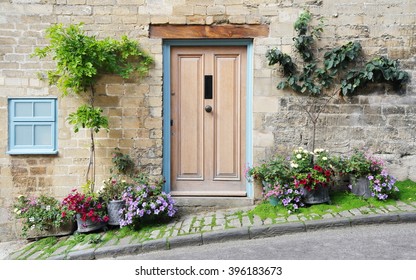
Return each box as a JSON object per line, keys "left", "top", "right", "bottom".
{"left": 0, "top": 0, "right": 415, "bottom": 241}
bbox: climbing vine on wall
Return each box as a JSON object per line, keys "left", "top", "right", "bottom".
{"left": 266, "top": 10, "right": 409, "bottom": 152}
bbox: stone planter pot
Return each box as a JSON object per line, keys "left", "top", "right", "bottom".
{"left": 301, "top": 184, "right": 330, "bottom": 204}
{"left": 107, "top": 199, "right": 125, "bottom": 226}
{"left": 350, "top": 175, "right": 371, "bottom": 198}
{"left": 76, "top": 214, "right": 106, "bottom": 233}
{"left": 24, "top": 220, "right": 76, "bottom": 241}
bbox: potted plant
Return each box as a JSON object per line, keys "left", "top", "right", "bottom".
{"left": 61, "top": 185, "right": 109, "bottom": 233}
{"left": 367, "top": 170, "right": 400, "bottom": 201}
{"left": 245, "top": 155, "right": 292, "bottom": 203}
{"left": 13, "top": 194, "right": 74, "bottom": 239}
{"left": 263, "top": 183, "right": 304, "bottom": 214}
{"left": 119, "top": 182, "right": 177, "bottom": 229}
{"left": 99, "top": 175, "right": 130, "bottom": 226}
{"left": 290, "top": 147, "right": 333, "bottom": 204}
{"left": 345, "top": 149, "right": 383, "bottom": 198}
{"left": 329, "top": 154, "right": 351, "bottom": 191}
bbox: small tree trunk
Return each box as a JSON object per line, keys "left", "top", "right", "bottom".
{"left": 85, "top": 85, "right": 96, "bottom": 192}
{"left": 85, "top": 128, "right": 96, "bottom": 192}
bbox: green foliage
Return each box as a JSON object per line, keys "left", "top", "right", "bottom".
{"left": 111, "top": 148, "right": 135, "bottom": 175}
{"left": 13, "top": 195, "right": 69, "bottom": 237}
{"left": 266, "top": 48, "right": 297, "bottom": 77}
{"left": 293, "top": 10, "right": 323, "bottom": 62}
{"left": 341, "top": 56, "right": 409, "bottom": 95}
{"left": 33, "top": 23, "right": 153, "bottom": 96}
{"left": 67, "top": 104, "right": 109, "bottom": 133}
{"left": 246, "top": 155, "right": 292, "bottom": 185}
{"left": 267, "top": 10, "right": 408, "bottom": 97}
{"left": 344, "top": 149, "right": 372, "bottom": 178}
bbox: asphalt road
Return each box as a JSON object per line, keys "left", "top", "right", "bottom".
{"left": 116, "top": 223, "right": 416, "bottom": 260}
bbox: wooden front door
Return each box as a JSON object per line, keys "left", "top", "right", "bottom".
{"left": 170, "top": 46, "right": 247, "bottom": 196}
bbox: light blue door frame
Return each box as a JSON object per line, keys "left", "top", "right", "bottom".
{"left": 162, "top": 39, "right": 254, "bottom": 198}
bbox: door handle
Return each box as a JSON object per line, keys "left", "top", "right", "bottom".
{"left": 205, "top": 105, "right": 213, "bottom": 113}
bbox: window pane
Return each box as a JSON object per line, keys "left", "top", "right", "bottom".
{"left": 34, "top": 102, "right": 52, "bottom": 117}
{"left": 15, "top": 125, "right": 32, "bottom": 145}
{"left": 15, "top": 102, "right": 32, "bottom": 117}
{"left": 34, "top": 125, "right": 52, "bottom": 145}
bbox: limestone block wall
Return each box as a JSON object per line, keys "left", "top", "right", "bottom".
{"left": 0, "top": 0, "right": 415, "bottom": 241}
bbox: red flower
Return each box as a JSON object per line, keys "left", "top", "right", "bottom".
{"left": 87, "top": 210, "right": 94, "bottom": 217}
{"left": 313, "top": 165, "right": 323, "bottom": 173}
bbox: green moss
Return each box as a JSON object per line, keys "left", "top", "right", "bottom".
{"left": 396, "top": 179, "right": 416, "bottom": 202}
{"left": 249, "top": 180, "right": 416, "bottom": 221}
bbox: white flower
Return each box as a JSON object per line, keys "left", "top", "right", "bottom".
{"left": 314, "top": 148, "right": 324, "bottom": 153}
{"left": 296, "top": 154, "right": 302, "bottom": 159}
{"left": 29, "top": 217, "right": 35, "bottom": 222}
{"left": 290, "top": 162, "right": 299, "bottom": 168}
{"left": 45, "top": 205, "right": 51, "bottom": 211}
{"left": 322, "top": 157, "right": 328, "bottom": 161}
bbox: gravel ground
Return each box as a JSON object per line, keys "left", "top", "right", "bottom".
{"left": 0, "top": 240, "right": 27, "bottom": 260}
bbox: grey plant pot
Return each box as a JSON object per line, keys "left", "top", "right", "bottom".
{"left": 301, "top": 185, "right": 330, "bottom": 204}
{"left": 107, "top": 200, "right": 126, "bottom": 226}
{"left": 350, "top": 175, "right": 371, "bottom": 198}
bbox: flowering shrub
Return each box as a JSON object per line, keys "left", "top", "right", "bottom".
{"left": 264, "top": 183, "right": 304, "bottom": 214}
{"left": 291, "top": 148, "right": 333, "bottom": 191}
{"left": 61, "top": 189, "right": 109, "bottom": 226}
{"left": 100, "top": 175, "right": 130, "bottom": 202}
{"left": 368, "top": 170, "right": 399, "bottom": 200}
{"left": 13, "top": 195, "right": 69, "bottom": 237}
{"left": 119, "top": 184, "right": 177, "bottom": 228}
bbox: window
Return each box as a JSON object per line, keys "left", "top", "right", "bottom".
{"left": 8, "top": 98, "right": 58, "bottom": 155}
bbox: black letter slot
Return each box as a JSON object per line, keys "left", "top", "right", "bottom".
{"left": 204, "top": 75, "right": 213, "bottom": 99}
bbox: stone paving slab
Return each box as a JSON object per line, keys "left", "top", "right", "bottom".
{"left": 4, "top": 204, "right": 416, "bottom": 260}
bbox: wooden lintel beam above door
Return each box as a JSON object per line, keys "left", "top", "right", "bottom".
{"left": 149, "top": 24, "right": 269, "bottom": 39}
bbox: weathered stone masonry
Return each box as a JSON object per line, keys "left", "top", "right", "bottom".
{"left": 0, "top": 0, "right": 415, "bottom": 241}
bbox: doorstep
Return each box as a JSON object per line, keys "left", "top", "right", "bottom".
{"left": 173, "top": 197, "right": 255, "bottom": 214}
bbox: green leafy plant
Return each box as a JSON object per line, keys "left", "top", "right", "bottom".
{"left": 345, "top": 149, "right": 373, "bottom": 178}
{"left": 33, "top": 23, "right": 153, "bottom": 191}
{"left": 341, "top": 56, "right": 409, "bottom": 95}
{"left": 67, "top": 105, "right": 109, "bottom": 133}
{"left": 245, "top": 155, "right": 292, "bottom": 186}
{"left": 99, "top": 175, "right": 131, "bottom": 202}
{"left": 266, "top": 10, "right": 408, "bottom": 152}
{"left": 111, "top": 148, "right": 136, "bottom": 176}
{"left": 13, "top": 195, "right": 70, "bottom": 237}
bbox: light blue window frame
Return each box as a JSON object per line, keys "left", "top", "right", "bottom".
{"left": 8, "top": 98, "right": 58, "bottom": 155}
{"left": 162, "top": 39, "right": 254, "bottom": 197}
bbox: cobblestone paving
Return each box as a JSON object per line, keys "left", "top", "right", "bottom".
{"left": 7, "top": 201, "right": 416, "bottom": 260}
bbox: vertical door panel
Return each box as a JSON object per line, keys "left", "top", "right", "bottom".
{"left": 214, "top": 55, "right": 240, "bottom": 180}
{"left": 173, "top": 55, "right": 204, "bottom": 180}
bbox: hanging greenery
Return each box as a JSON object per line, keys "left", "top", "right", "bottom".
{"left": 33, "top": 23, "right": 153, "bottom": 190}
